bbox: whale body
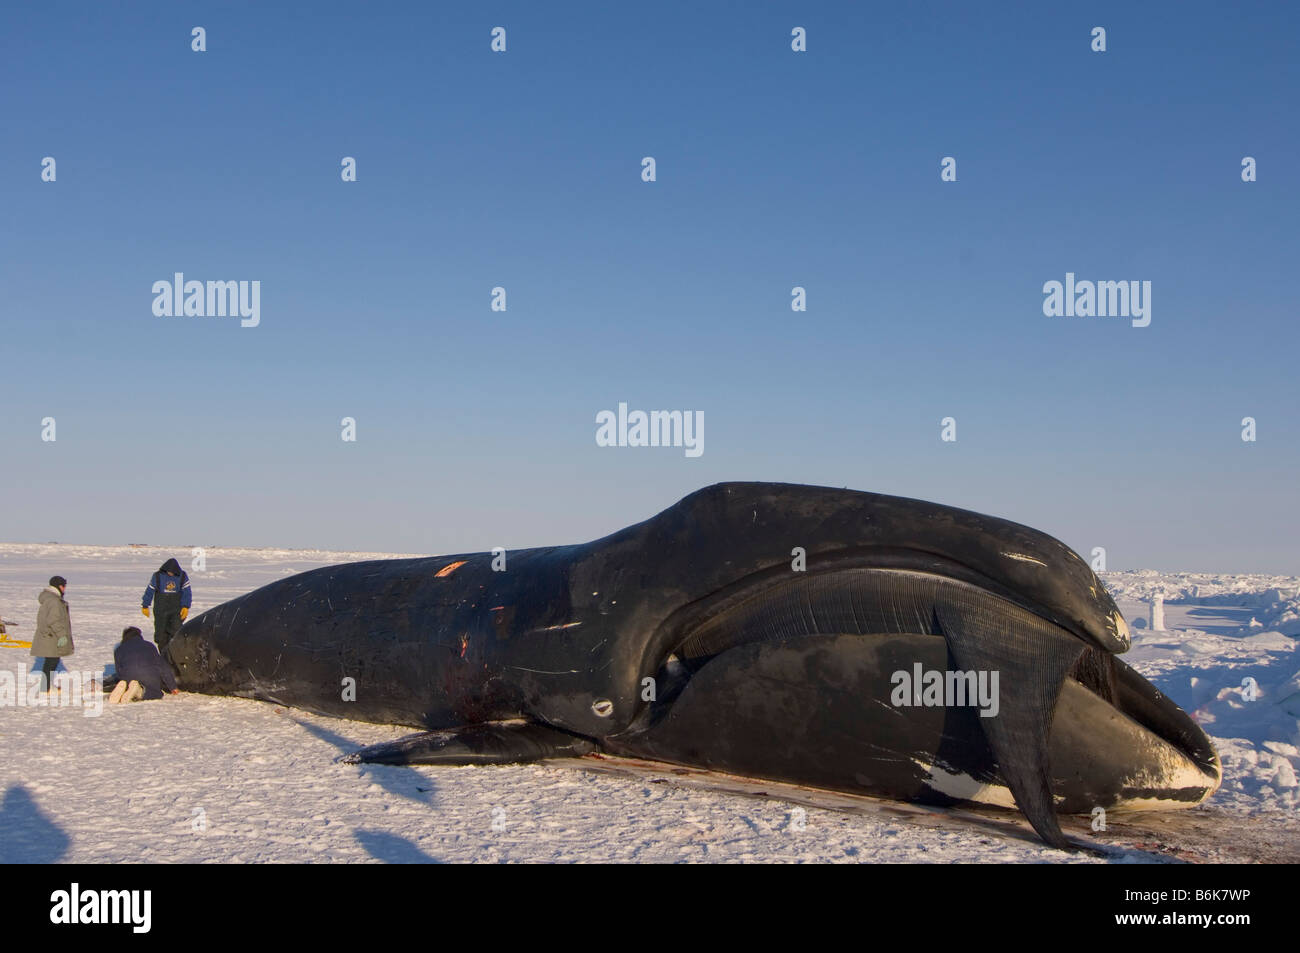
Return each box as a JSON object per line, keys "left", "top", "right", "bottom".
{"left": 168, "top": 482, "right": 1221, "bottom": 847}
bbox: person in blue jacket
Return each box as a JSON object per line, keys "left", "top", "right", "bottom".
{"left": 109, "top": 626, "right": 178, "bottom": 702}
{"left": 141, "top": 557, "right": 192, "bottom": 653}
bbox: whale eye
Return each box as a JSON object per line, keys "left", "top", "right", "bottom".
{"left": 591, "top": 698, "right": 614, "bottom": 718}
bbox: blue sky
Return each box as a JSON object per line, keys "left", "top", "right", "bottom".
{"left": 2, "top": 2, "right": 1297, "bottom": 571}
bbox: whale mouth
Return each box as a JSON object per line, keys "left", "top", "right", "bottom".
{"left": 1048, "top": 665, "right": 1221, "bottom": 811}
{"left": 628, "top": 560, "right": 1220, "bottom": 825}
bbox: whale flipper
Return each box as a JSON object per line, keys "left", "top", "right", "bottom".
{"left": 935, "top": 605, "right": 1085, "bottom": 849}
{"left": 343, "top": 723, "right": 597, "bottom": 766}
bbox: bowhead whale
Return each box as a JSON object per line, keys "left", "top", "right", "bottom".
{"left": 167, "top": 482, "right": 1221, "bottom": 847}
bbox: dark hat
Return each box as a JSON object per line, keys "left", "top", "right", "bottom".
{"left": 49, "top": 575, "right": 67, "bottom": 588}
{"left": 121, "top": 626, "right": 142, "bottom": 641}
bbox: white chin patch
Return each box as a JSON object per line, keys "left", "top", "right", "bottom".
{"left": 913, "top": 759, "right": 1018, "bottom": 809}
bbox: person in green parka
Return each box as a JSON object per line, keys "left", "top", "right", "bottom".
{"left": 31, "top": 575, "right": 74, "bottom": 692}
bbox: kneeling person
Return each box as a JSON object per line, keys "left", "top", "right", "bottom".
{"left": 109, "top": 626, "right": 179, "bottom": 703}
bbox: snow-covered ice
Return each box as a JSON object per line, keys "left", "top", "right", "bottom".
{"left": 1, "top": 544, "right": 1296, "bottom": 863}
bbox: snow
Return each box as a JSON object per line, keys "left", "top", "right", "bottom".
{"left": 1, "top": 544, "right": 1296, "bottom": 863}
